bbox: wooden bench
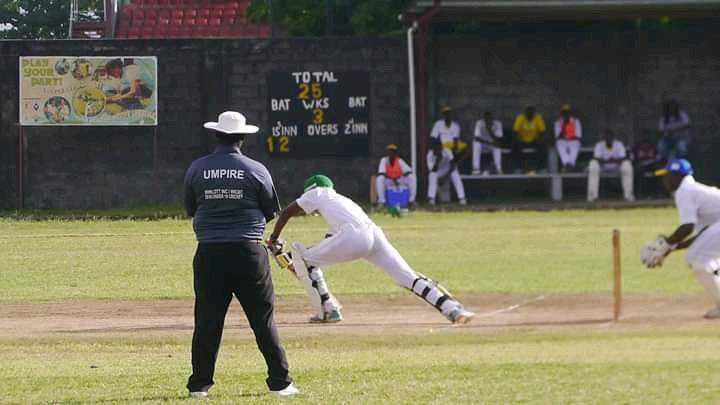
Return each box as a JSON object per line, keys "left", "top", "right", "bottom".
{"left": 463, "top": 146, "right": 645, "bottom": 201}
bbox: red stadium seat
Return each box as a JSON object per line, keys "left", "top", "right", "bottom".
{"left": 184, "top": 17, "right": 196, "bottom": 25}
{"left": 224, "top": 7, "right": 238, "bottom": 18}
{"left": 197, "top": 8, "right": 210, "bottom": 18}
{"left": 184, "top": 9, "right": 198, "bottom": 18}
{"left": 209, "top": 17, "right": 221, "bottom": 26}
{"left": 211, "top": 7, "right": 223, "bottom": 17}
{"left": 127, "top": 27, "right": 142, "bottom": 38}
{"left": 221, "top": 16, "right": 235, "bottom": 26}
{"left": 195, "top": 17, "right": 208, "bottom": 25}
{"left": 171, "top": 18, "right": 182, "bottom": 26}
{"left": 171, "top": 9, "right": 183, "bottom": 19}
{"left": 120, "top": 6, "right": 134, "bottom": 20}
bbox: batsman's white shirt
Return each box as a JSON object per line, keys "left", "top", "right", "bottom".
{"left": 673, "top": 176, "right": 720, "bottom": 307}
{"left": 674, "top": 176, "right": 720, "bottom": 230}
{"left": 296, "top": 187, "right": 372, "bottom": 235}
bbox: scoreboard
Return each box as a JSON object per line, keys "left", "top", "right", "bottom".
{"left": 266, "top": 71, "right": 371, "bottom": 158}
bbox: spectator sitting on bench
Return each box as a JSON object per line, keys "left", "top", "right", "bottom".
{"left": 631, "top": 131, "right": 662, "bottom": 199}
{"left": 427, "top": 137, "right": 466, "bottom": 206}
{"left": 375, "top": 144, "right": 417, "bottom": 209}
{"left": 657, "top": 99, "right": 692, "bottom": 161}
{"left": 511, "top": 104, "right": 547, "bottom": 174}
{"left": 430, "top": 105, "right": 467, "bottom": 155}
{"left": 472, "top": 111, "right": 503, "bottom": 175}
{"left": 554, "top": 104, "right": 583, "bottom": 172}
{"left": 587, "top": 130, "right": 634, "bottom": 203}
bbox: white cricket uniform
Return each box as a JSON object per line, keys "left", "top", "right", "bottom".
{"left": 554, "top": 117, "right": 583, "bottom": 166}
{"left": 472, "top": 119, "right": 503, "bottom": 173}
{"left": 430, "top": 120, "right": 461, "bottom": 150}
{"left": 375, "top": 156, "right": 417, "bottom": 204}
{"left": 587, "top": 140, "right": 634, "bottom": 201}
{"left": 293, "top": 187, "right": 463, "bottom": 317}
{"left": 427, "top": 148, "right": 466, "bottom": 202}
{"left": 667, "top": 176, "right": 720, "bottom": 310}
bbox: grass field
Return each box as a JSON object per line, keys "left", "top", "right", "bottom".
{"left": 1, "top": 208, "right": 720, "bottom": 404}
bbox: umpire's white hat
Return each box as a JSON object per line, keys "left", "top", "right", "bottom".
{"left": 203, "top": 111, "right": 259, "bottom": 134}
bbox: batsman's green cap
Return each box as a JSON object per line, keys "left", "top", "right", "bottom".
{"left": 303, "top": 174, "right": 334, "bottom": 192}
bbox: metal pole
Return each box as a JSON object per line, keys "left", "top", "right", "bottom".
{"left": 17, "top": 126, "right": 24, "bottom": 209}
{"left": 407, "top": 22, "right": 419, "bottom": 173}
{"left": 153, "top": 126, "right": 159, "bottom": 204}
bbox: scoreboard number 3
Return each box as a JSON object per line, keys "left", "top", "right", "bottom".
{"left": 266, "top": 136, "right": 290, "bottom": 153}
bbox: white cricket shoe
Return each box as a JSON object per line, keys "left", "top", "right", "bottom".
{"left": 448, "top": 308, "right": 475, "bottom": 325}
{"left": 308, "top": 309, "right": 343, "bottom": 323}
{"left": 270, "top": 383, "right": 300, "bottom": 396}
{"left": 703, "top": 306, "right": 720, "bottom": 319}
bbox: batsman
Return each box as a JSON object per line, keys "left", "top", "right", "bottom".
{"left": 641, "top": 159, "right": 720, "bottom": 319}
{"left": 265, "top": 174, "right": 475, "bottom": 324}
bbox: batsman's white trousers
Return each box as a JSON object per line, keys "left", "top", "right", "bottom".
{"left": 375, "top": 175, "right": 417, "bottom": 203}
{"left": 556, "top": 139, "right": 581, "bottom": 166}
{"left": 301, "top": 222, "right": 460, "bottom": 316}
{"left": 587, "top": 159, "right": 634, "bottom": 201}
{"left": 687, "top": 222, "right": 720, "bottom": 306}
{"left": 427, "top": 169, "right": 465, "bottom": 201}
{"left": 472, "top": 141, "right": 502, "bottom": 172}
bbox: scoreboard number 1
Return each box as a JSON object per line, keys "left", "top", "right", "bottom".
{"left": 266, "top": 136, "right": 290, "bottom": 153}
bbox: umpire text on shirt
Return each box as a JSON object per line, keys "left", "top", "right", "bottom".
{"left": 183, "top": 111, "right": 299, "bottom": 398}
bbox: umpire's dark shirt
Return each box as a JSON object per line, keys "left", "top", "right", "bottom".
{"left": 184, "top": 145, "right": 281, "bottom": 242}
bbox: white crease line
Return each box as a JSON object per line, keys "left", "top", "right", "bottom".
{"left": 474, "top": 295, "right": 546, "bottom": 319}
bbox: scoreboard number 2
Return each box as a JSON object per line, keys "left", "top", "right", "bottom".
{"left": 266, "top": 136, "right": 290, "bottom": 153}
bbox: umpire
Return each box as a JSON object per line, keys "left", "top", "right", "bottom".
{"left": 183, "top": 111, "right": 299, "bottom": 397}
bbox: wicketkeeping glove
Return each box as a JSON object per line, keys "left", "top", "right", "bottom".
{"left": 640, "top": 235, "right": 673, "bottom": 268}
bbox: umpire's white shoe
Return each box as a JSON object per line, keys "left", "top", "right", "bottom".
{"left": 448, "top": 308, "right": 475, "bottom": 325}
{"left": 188, "top": 391, "right": 208, "bottom": 398}
{"left": 703, "top": 306, "right": 720, "bottom": 319}
{"left": 270, "top": 383, "right": 300, "bottom": 396}
{"left": 308, "top": 309, "right": 343, "bottom": 323}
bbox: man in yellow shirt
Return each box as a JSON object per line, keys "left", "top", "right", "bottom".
{"left": 511, "top": 105, "right": 547, "bottom": 174}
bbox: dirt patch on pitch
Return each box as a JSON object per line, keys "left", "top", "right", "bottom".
{"left": 0, "top": 292, "right": 715, "bottom": 339}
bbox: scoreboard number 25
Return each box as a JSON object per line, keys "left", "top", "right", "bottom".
{"left": 297, "top": 83, "right": 322, "bottom": 99}
{"left": 266, "top": 136, "right": 290, "bottom": 153}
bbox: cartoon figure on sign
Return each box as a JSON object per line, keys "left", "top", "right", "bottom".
{"left": 71, "top": 58, "right": 93, "bottom": 80}
{"left": 54, "top": 58, "right": 70, "bottom": 75}
{"left": 101, "top": 58, "right": 154, "bottom": 113}
{"left": 43, "top": 96, "right": 71, "bottom": 123}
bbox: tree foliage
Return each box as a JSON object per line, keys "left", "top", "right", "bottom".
{"left": 0, "top": 0, "right": 104, "bottom": 39}
{"left": 246, "top": 0, "right": 408, "bottom": 37}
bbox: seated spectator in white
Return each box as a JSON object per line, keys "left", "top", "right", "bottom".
{"left": 375, "top": 144, "right": 417, "bottom": 208}
{"left": 631, "top": 131, "right": 662, "bottom": 198}
{"left": 554, "top": 104, "right": 582, "bottom": 172}
{"left": 472, "top": 111, "right": 503, "bottom": 175}
{"left": 657, "top": 99, "right": 691, "bottom": 161}
{"left": 587, "top": 130, "right": 634, "bottom": 202}
{"left": 427, "top": 138, "right": 466, "bottom": 206}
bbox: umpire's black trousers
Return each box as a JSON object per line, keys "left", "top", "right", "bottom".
{"left": 186, "top": 241, "right": 292, "bottom": 392}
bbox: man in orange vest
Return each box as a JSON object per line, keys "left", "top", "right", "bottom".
{"left": 375, "top": 144, "right": 417, "bottom": 208}
{"left": 554, "top": 104, "right": 583, "bottom": 172}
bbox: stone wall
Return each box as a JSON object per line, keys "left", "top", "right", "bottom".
{"left": 429, "top": 22, "right": 720, "bottom": 185}
{"left": 0, "top": 38, "right": 409, "bottom": 209}
{"left": 1, "top": 22, "right": 719, "bottom": 209}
